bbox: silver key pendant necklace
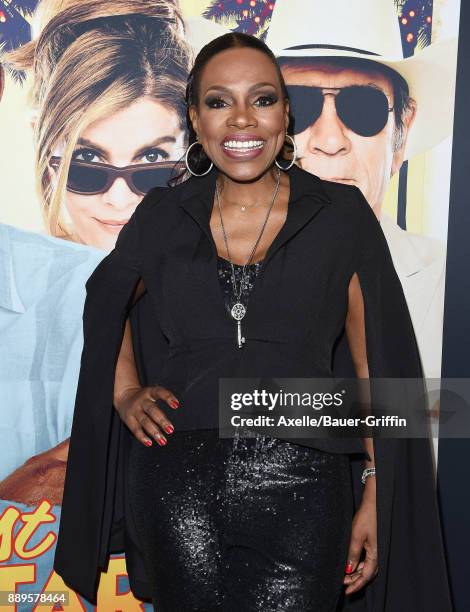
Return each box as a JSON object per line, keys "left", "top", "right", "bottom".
{"left": 215, "top": 167, "right": 281, "bottom": 348}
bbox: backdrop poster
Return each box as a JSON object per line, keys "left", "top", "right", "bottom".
{"left": 0, "top": 0, "right": 461, "bottom": 609}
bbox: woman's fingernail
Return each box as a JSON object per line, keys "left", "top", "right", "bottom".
{"left": 169, "top": 400, "right": 179, "bottom": 409}
{"left": 143, "top": 439, "right": 153, "bottom": 447}
{"left": 157, "top": 436, "right": 167, "bottom": 446}
{"left": 164, "top": 424, "right": 174, "bottom": 434}
{"left": 345, "top": 562, "right": 353, "bottom": 574}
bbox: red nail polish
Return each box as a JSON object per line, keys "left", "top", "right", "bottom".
{"left": 345, "top": 562, "right": 353, "bottom": 574}
{"left": 157, "top": 436, "right": 167, "bottom": 446}
{"left": 164, "top": 424, "right": 174, "bottom": 434}
{"left": 143, "top": 439, "right": 152, "bottom": 447}
{"left": 169, "top": 400, "right": 179, "bottom": 409}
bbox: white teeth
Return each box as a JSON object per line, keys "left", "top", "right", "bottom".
{"left": 223, "top": 140, "right": 264, "bottom": 150}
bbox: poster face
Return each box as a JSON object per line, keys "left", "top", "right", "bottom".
{"left": 0, "top": 0, "right": 461, "bottom": 608}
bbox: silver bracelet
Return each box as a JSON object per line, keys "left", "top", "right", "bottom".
{"left": 361, "top": 467, "right": 376, "bottom": 484}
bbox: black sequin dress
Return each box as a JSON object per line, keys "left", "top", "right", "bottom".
{"left": 126, "top": 257, "right": 354, "bottom": 611}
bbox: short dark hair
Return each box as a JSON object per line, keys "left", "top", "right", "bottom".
{"left": 277, "top": 56, "right": 414, "bottom": 151}
{"left": 181, "top": 32, "right": 290, "bottom": 178}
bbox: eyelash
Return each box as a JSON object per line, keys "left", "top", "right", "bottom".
{"left": 71, "top": 146, "right": 169, "bottom": 163}
{"left": 205, "top": 94, "right": 278, "bottom": 109}
{"left": 142, "top": 147, "right": 169, "bottom": 162}
{"left": 72, "top": 147, "right": 101, "bottom": 162}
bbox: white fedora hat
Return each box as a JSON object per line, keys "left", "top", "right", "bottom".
{"left": 265, "top": 0, "right": 458, "bottom": 160}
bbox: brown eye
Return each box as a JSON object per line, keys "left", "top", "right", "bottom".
{"left": 205, "top": 96, "right": 228, "bottom": 109}
{"left": 255, "top": 95, "right": 277, "bottom": 107}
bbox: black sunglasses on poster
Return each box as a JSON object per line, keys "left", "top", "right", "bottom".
{"left": 286, "top": 85, "right": 394, "bottom": 137}
{"left": 49, "top": 157, "right": 184, "bottom": 195}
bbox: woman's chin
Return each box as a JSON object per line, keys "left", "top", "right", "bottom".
{"left": 73, "top": 224, "right": 119, "bottom": 251}
{"left": 216, "top": 157, "right": 277, "bottom": 182}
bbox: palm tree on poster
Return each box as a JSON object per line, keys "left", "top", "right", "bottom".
{"left": 203, "top": 0, "right": 274, "bottom": 38}
{"left": 0, "top": 0, "right": 39, "bottom": 80}
{"left": 203, "top": 0, "right": 433, "bottom": 53}
{"left": 396, "top": 0, "right": 433, "bottom": 56}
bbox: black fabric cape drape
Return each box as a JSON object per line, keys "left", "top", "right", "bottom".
{"left": 53, "top": 165, "right": 452, "bottom": 611}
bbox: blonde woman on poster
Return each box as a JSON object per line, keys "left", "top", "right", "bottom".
{"left": 7, "top": 0, "right": 192, "bottom": 251}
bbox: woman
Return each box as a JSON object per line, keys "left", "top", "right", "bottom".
{"left": 54, "top": 34, "right": 451, "bottom": 611}
{"left": 5, "top": 0, "right": 191, "bottom": 251}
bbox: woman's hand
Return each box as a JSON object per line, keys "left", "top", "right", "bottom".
{"left": 114, "top": 384, "right": 179, "bottom": 447}
{"left": 343, "top": 480, "right": 378, "bottom": 595}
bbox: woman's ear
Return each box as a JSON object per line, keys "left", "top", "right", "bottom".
{"left": 188, "top": 105, "right": 199, "bottom": 138}
{"left": 284, "top": 99, "right": 290, "bottom": 132}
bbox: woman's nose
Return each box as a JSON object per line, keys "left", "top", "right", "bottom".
{"left": 103, "top": 177, "right": 140, "bottom": 210}
{"left": 228, "top": 102, "right": 257, "bottom": 128}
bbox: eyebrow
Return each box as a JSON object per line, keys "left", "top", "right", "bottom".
{"left": 76, "top": 136, "right": 177, "bottom": 161}
{"left": 366, "top": 82, "right": 387, "bottom": 94}
{"left": 366, "top": 82, "right": 393, "bottom": 103}
{"left": 133, "top": 136, "right": 177, "bottom": 159}
{"left": 204, "top": 82, "right": 277, "bottom": 95}
{"left": 76, "top": 138, "right": 108, "bottom": 156}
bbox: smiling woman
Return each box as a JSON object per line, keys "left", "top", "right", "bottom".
{"left": 5, "top": 0, "right": 191, "bottom": 250}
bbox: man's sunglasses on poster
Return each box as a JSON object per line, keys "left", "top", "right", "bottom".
{"left": 286, "top": 85, "right": 394, "bottom": 136}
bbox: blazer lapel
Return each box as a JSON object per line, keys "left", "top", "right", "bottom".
{"left": 263, "top": 173, "right": 330, "bottom": 266}
{"left": 177, "top": 169, "right": 216, "bottom": 251}
{"left": 177, "top": 164, "right": 331, "bottom": 264}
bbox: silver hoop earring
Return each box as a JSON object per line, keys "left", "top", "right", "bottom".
{"left": 275, "top": 133, "right": 297, "bottom": 171}
{"left": 185, "top": 140, "right": 214, "bottom": 177}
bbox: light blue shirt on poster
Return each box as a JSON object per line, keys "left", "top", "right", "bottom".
{"left": 0, "top": 224, "right": 105, "bottom": 479}
{"left": 0, "top": 224, "right": 107, "bottom": 609}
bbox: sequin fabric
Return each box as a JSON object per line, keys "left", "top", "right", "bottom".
{"left": 127, "top": 428, "right": 353, "bottom": 611}
{"left": 217, "top": 256, "right": 264, "bottom": 317}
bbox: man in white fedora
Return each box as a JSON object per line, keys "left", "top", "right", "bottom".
{"left": 266, "top": 0, "right": 457, "bottom": 392}
{"left": 266, "top": 8, "right": 455, "bottom": 609}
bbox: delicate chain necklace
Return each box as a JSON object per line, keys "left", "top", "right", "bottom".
{"left": 224, "top": 200, "right": 261, "bottom": 212}
{"left": 215, "top": 167, "right": 281, "bottom": 348}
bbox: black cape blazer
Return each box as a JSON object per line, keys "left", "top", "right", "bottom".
{"left": 54, "top": 164, "right": 451, "bottom": 611}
